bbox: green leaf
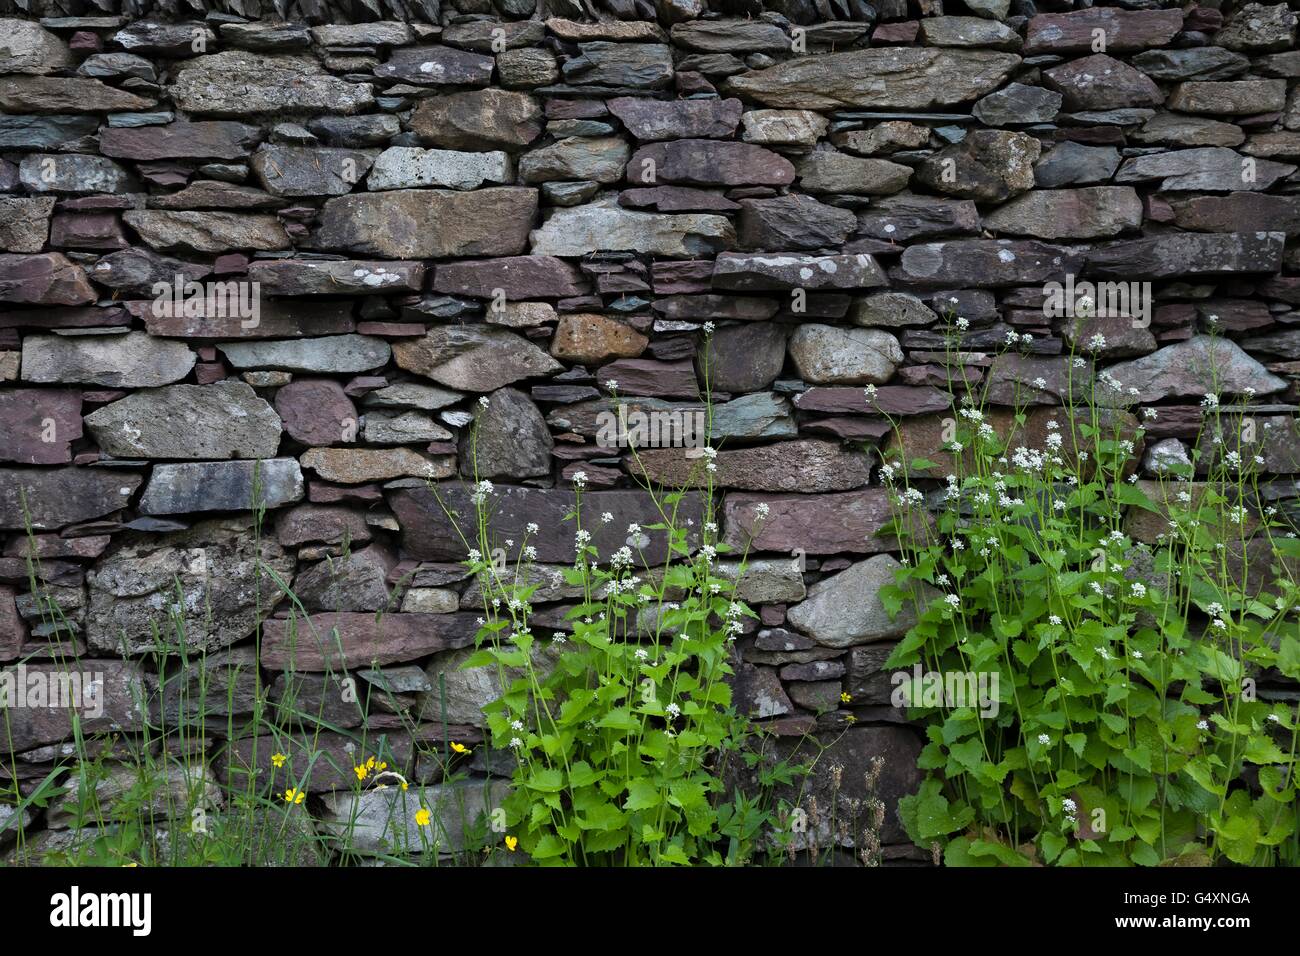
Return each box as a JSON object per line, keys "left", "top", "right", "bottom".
{"left": 623, "top": 779, "right": 662, "bottom": 812}
{"left": 526, "top": 767, "right": 566, "bottom": 793}
{"left": 1216, "top": 814, "right": 1260, "bottom": 865}
{"left": 530, "top": 833, "right": 568, "bottom": 860}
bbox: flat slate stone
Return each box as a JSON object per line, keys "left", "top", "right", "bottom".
{"left": 85, "top": 382, "right": 282, "bottom": 459}
{"left": 99, "top": 121, "right": 262, "bottom": 160}
{"left": 313, "top": 188, "right": 538, "bottom": 259}
{"left": 22, "top": 330, "right": 195, "bottom": 386}
{"left": 251, "top": 146, "right": 377, "bottom": 197}
{"left": 388, "top": 483, "right": 704, "bottom": 564}
{"left": 217, "top": 334, "right": 391, "bottom": 373}
{"left": 139, "top": 458, "right": 305, "bottom": 514}
{"left": 724, "top": 48, "right": 1021, "bottom": 110}
{"left": 0, "top": 467, "right": 142, "bottom": 530}
{"left": 0, "top": 253, "right": 96, "bottom": 305}
{"left": 530, "top": 200, "right": 734, "bottom": 256}
{"left": 248, "top": 259, "right": 426, "bottom": 296}
{"left": 170, "top": 52, "right": 375, "bottom": 115}
{"left": 723, "top": 489, "right": 907, "bottom": 555}
{"left": 261, "top": 611, "right": 480, "bottom": 670}
{"left": 608, "top": 96, "right": 742, "bottom": 140}
{"left": 433, "top": 256, "right": 586, "bottom": 299}
{"left": 0, "top": 389, "right": 82, "bottom": 464}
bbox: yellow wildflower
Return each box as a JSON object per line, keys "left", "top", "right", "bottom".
{"left": 284, "top": 788, "right": 305, "bottom": 805}
{"left": 415, "top": 808, "right": 431, "bottom": 827}
{"left": 271, "top": 752, "right": 287, "bottom": 768}
{"left": 840, "top": 692, "right": 852, "bottom": 704}
{"left": 450, "top": 742, "right": 471, "bottom": 755}
{"left": 505, "top": 836, "right": 518, "bottom": 852}
{"left": 354, "top": 765, "right": 369, "bottom": 781}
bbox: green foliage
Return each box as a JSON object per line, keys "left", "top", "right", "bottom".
{"left": 454, "top": 443, "right": 784, "bottom": 865}
{"left": 878, "top": 335, "right": 1300, "bottom": 867}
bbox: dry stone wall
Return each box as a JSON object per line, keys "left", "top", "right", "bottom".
{"left": 1, "top": 0, "right": 1299, "bottom": 862}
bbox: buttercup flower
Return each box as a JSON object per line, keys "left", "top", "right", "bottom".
{"left": 271, "top": 752, "right": 287, "bottom": 768}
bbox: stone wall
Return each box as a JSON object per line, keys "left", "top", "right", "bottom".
{"left": 1, "top": 0, "right": 1298, "bottom": 861}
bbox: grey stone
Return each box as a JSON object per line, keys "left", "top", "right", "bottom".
{"left": 22, "top": 331, "right": 194, "bottom": 387}
{"left": 519, "top": 136, "right": 629, "bottom": 185}
{"left": 787, "top": 555, "right": 921, "bottom": 648}
{"left": 796, "top": 151, "right": 911, "bottom": 195}
{"left": 560, "top": 42, "right": 675, "bottom": 89}
{"left": 85, "top": 383, "right": 282, "bottom": 460}
{"left": 363, "top": 410, "right": 453, "bottom": 444}
{"left": 530, "top": 200, "right": 733, "bottom": 257}
{"left": 139, "top": 459, "right": 305, "bottom": 515}
{"left": 122, "top": 211, "right": 291, "bottom": 254}
{"left": 409, "top": 89, "right": 543, "bottom": 150}
{"left": 737, "top": 194, "right": 855, "bottom": 251}
{"left": 313, "top": 188, "right": 538, "bottom": 259}
{"left": 724, "top": 48, "right": 1021, "bottom": 110}
{"left": 916, "top": 130, "right": 1040, "bottom": 202}
{"left": 972, "top": 83, "right": 1062, "bottom": 125}
{"left": 739, "top": 109, "right": 828, "bottom": 150}
{"left": 712, "top": 252, "right": 886, "bottom": 291}
{"left": 251, "top": 146, "right": 377, "bottom": 197}
{"left": 171, "top": 52, "right": 375, "bottom": 116}
{"left": 86, "top": 519, "right": 294, "bottom": 654}
{"left": 368, "top": 146, "right": 513, "bottom": 191}
{"left": 319, "top": 779, "right": 509, "bottom": 856}
{"left": 393, "top": 327, "right": 562, "bottom": 392}
{"left": 1115, "top": 147, "right": 1293, "bottom": 192}
{"left": 0, "top": 197, "right": 55, "bottom": 253}
{"left": 920, "top": 16, "right": 1022, "bottom": 51}
{"left": 851, "top": 292, "right": 938, "bottom": 327}
{"left": 19, "top": 154, "right": 135, "bottom": 194}
{"left": 375, "top": 45, "right": 495, "bottom": 86}
{"left": 788, "top": 326, "right": 903, "bottom": 385}
{"left": 1098, "top": 336, "right": 1287, "bottom": 405}
{"left": 983, "top": 187, "right": 1143, "bottom": 240}
{"left": 0, "top": 19, "right": 75, "bottom": 74}
{"left": 295, "top": 545, "right": 396, "bottom": 614}
{"left": 459, "top": 387, "right": 553, "bottom": 479}
{"left": 1034, "top": 142, "right": 1122, "bottom": 187}
{"left": 217, "top": 335, "right": 390, "bottom": 374}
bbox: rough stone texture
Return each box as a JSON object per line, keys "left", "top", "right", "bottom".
{"left": 724, "top": 48, "right": 1021, "bottom": 109}
{"left": 394, "top": 327, "right": 562, "bottom": 391}
{"left": 85, "top": 382, "right": 282, "bottom": 459}
{"left": 2, "top": 2, "right": 1299, "bottom": 861}
{"left": 460, "top": 387, "right": 553, "bottom": 479}
{"left": 86, "top": 519, "right": 294, "bottom": 655}
{"left": 170, "top": 52, "right": 375, "bottom": 115}
{"left": 787, "top": 555, "right": 922, "bottom": 648}
{"left": 22, "top": 331, "right": 194, "bottom": 387}
{"left": 1098, "top": 336, "right": 1287, "bottom": 404}
{"left": 313, "top": 188, "right": 537, "bottom": 259}
{"left": 139, "top": 459, "right": 304, "bottom": 514}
